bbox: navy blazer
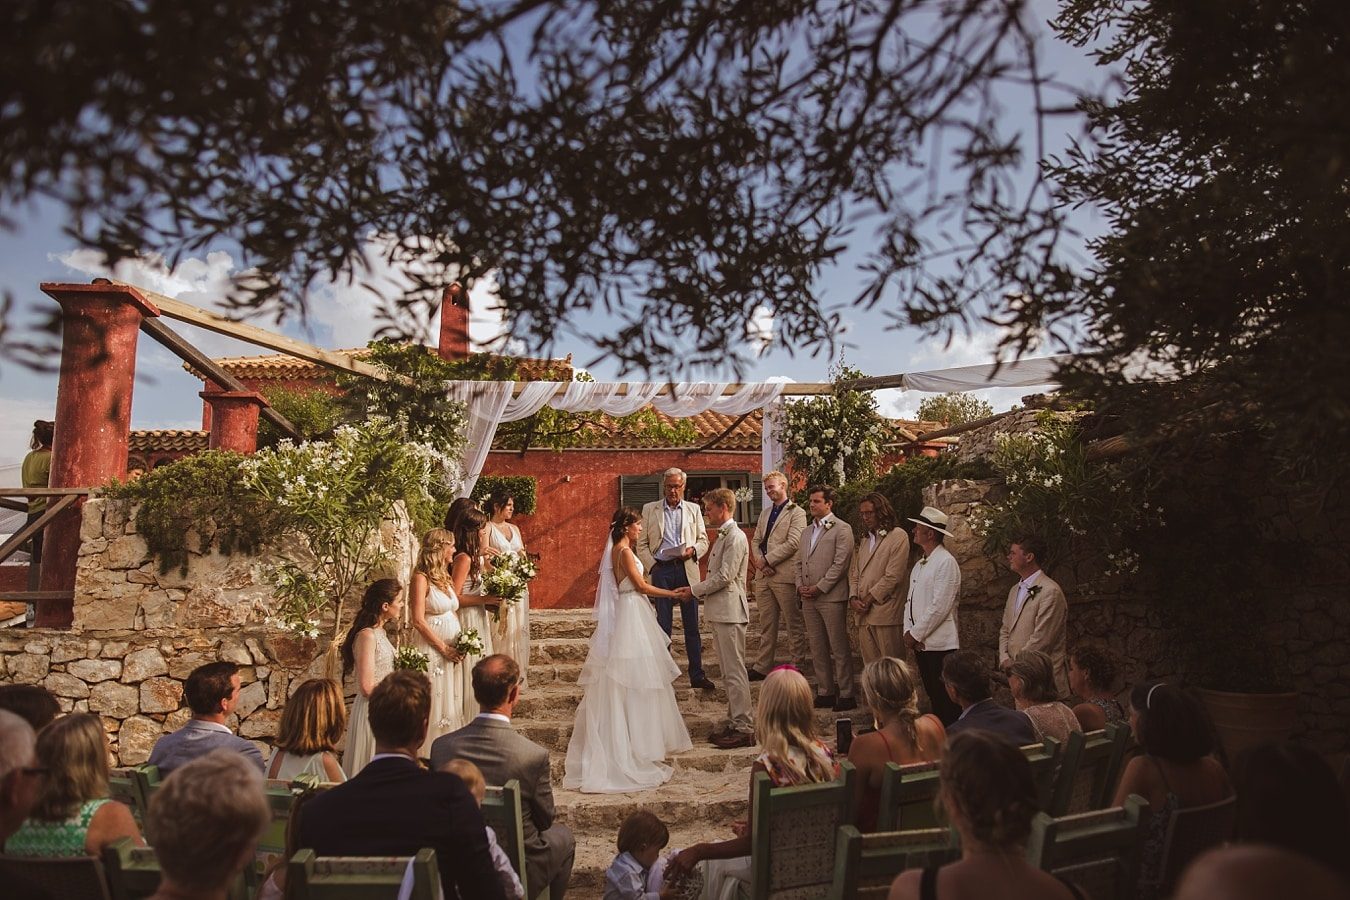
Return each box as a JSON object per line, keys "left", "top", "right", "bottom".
{"left": 297, "top": 755, "right": 505, "bottom": 900}
{"left": 945, "top": 699, "right": 1038, "bottom": 745}
{"left": 146, "top": 719, "right": 265, "bottom": 775}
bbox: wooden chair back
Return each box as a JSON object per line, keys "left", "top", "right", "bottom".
{"left": 482, "top": 779, "right": 547, "bottom": 900}
{"left": 1155, "top": 793, "right": 1237, "bottom": 896}
{"left": 1026, "top": 795, "right": 1146, "bottom": 900}
{"left": 875, "top": 760, "right": 940, "bottom": 831}
{"left": 1050, "top": 729, "right": 1127, "bottom": 815}
{"left": 0, "top": 852, "right": 114, "bottom": 900}
{"left": 749, "top": 762, "right": 857, "bottom": 899}
{"left": 286, "top": 848, "right": 442, "bottom": 900}
{"left": 109, "top": 768, "right": 145, "bottom": 826}
{"left": 1094, "top": 723, "right": 1131, "bottom": 809}
{"left": 1023, "top": 738, "right": 1060, "bottom": 810}
{"left": 827, "top": 824, "right": 959, "bottom": 900}
{"left": 102, "top": 837, "right": 250, "bottom": 900}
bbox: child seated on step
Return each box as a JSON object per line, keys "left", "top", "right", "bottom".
{"left": 606, "top": 810, "right": 701, "bottom": 900}
{"left": 440, "top": 759, "right": 524, "bottom": 900}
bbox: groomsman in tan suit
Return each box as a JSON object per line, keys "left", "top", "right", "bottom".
{"left": 796, "top": 485, "right": 857, "bottom": 711}
{"left": 998, "top": 533, "right": 1070, "bottom": 699}
{"left": 685, "top": 488, "right": 754, "bottom": 749}
{"left": 749, "top": 471, "right": 809, "bottom": 679}
{"left": 848, "top": 492, "right": 911, "bottom": 666}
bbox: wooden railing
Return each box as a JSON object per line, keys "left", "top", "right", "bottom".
{"left": 0, "top": 487, "right": 90, "bottom": 607}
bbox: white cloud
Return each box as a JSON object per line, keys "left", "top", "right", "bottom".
{"left": 764, "top": 374, "right": 797, "bottom": 384}
{"left": 746, "top": 305, "right": 776, "bottom": 356}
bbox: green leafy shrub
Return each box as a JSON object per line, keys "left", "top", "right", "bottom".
{"left": 104, "top": 451, "right": 285, "bottom": 575}
{"left": 257, "top": 386, "right": 347, "bottom": 447}
{"left": 777, "top": 364, "right": 891, "bottom": 487}
{"left": 471, "top": 476, "right": 538, "bottom": 515}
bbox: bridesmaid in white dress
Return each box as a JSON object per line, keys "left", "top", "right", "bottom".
{"left": 450, "top": 508, "right": 502, "bottom": 725}
{"left": 410, "top": 528, "right": 467, "bottom": 756}
{"left": 340, "top": 578, "right": 403, "bottom": 777}
{"left": 483, "top": 489, "right": 531, "bottom": 684}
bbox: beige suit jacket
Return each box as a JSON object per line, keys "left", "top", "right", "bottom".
{"left": 847, "top": 528, "right": 911, "bottom": 627}
{"left": 692, "top": 522, "right": 749, "bottom": 624}
{"left": 637, "top": 498, "right": 709, "bottom": 586}
{"left": 751, "top": 501, "right": 807, "bottom": 585}
{"left": 795, "top": 515, "right": 855, "bottom": 604}
{"left": 998, "top": 572, "right": 1070, "bottom": 698}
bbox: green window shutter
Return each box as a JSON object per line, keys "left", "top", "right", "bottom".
{"left": 747, "top": 473, "right": 764, "bottom": 523}
{"left": 620, "top": 474, "right": 662, "bottom": 510}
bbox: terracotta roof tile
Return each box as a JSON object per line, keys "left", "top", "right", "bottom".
{"left": 187, "top": 347, "right": 573, "bottom": 382}
{"left": 129, "top": 430, "right": 209, "bottom": 453}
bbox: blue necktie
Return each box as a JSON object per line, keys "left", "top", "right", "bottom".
{"left": 760, "top": 503, "right": 785, "bottom": 555}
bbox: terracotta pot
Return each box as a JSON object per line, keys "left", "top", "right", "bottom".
{"left": 1198, "top": 688, "right": 1299, "bottom": 762}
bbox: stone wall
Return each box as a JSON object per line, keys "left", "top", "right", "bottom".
{"left": 0, "top": 498, "right": 415, "bottom": 765}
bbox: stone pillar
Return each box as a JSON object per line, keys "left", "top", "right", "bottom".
{"left": 201, "top": 390, "right": 269, "bottom": 453}
{"left": 37, "top": 282, "right": 159, "bottom": 627}
{"left": 437, "top": 282, "right": 471, "bottom": 360}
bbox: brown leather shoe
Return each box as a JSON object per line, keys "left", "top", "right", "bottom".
{"left": 712, "top": 730, "right": 755, "bottom": 750}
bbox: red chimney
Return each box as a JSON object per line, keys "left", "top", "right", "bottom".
{"left": 438, "top": 283, "right": 471, "bottom": 360}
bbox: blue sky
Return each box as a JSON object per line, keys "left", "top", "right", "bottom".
{"left": 0, "top": 1, "right": 1110, "bottom": 468}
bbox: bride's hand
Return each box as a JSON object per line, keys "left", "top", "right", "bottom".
{"left": 442, "top": 645, "right": 463, "bottom": 663}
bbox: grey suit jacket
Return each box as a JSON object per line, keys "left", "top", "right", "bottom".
{"left": 430, "top": 716, "right": 560, "bottom": 893}
{"left": 147, "top": 719, "right": 265, "bottom": 775}
{"left": 796, "top": 515, "right": 855, "bottom": 604}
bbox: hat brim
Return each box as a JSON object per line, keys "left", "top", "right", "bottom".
{"left": 907, "top": 516, "right": 956, "bottom": 538}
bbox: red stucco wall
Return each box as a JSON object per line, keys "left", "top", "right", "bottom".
{"left": 484, "top": 449, "right": 760, "bottom": 609}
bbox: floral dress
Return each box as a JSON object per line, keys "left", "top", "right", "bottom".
{"left": 344, "top": 625, "right": 394, "bottom": 777}
{"left": 5, "top": 798, "right": 109, "bottom": 856}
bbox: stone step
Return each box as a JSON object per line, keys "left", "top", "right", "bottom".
{"left": 570, "top": 823, "right": 716, "bottom": 896}
{"left": 529, "top": 606, "right": 782, "bottom": 641}
{"left": 548, "top": 744, "right": 761, "bottom": 784}
{"left": 553, "top": 769, "right": 747, "bottom": 831}
{"left": 518, "top": 713, "right": 726, "bottom": 753}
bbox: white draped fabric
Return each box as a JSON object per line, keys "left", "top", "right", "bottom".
{"left": 897, "top": 355, "right": 1068, "bottom": 393}
{"left": 448, "top": 381, "right": 786, "bottom": 497}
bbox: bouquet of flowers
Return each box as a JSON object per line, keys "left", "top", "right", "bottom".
{"left": 453, "top": 628, "right": 484, "bottom": 658}
{"left": 393, "top": 646, "right": 429, "bottom": 673}
{"left": 481, "top": 551, "right": 538, "bottom": 621}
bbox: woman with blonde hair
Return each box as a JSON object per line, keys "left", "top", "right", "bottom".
{"left": 5, "top": 712, "right": 144, "bottom": 856}
{"left": 341, "top": 578, "right": 403, "bottom": 776}
{"left": 668, "top": 667, "right": 840, "bottom": 897}
{"left": 410, "top": 527, "right": 467, "bottom": 754}
{"left": 849, "top": 656, "right": 946, "bottom": 831}
{"left": 450, "top": 509, "right": 502, "bottom": 723}
{"left": 1009, "top": 650, "right": 1083, "bottom": 743}
{"left": 267, "top": 678, "right": 347, "bottom": 783}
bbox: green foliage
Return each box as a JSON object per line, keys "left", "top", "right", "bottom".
{"left": 103, "top": 451, "right": 284, "bottom": 576}
{"left": 257, "top": 386, "right": 347, "bottom": 448}
{"left": 824, "top": 454, "right": 994, "bottom": 527}
{"left": 244, "top": 418, "right": 444, "bottom": 641}
{"left": 336, "top": 340, "right": 469, "bottom": 459}
{"left": 470, "top": 476, "right": 538, "bottom": 516}
{"left": 916, "top": 393, "right": 994, "bottom": 427}
{"left": 777, "top": 364, "right": 891, "bottom": 487}
{"left": 967, "top": 414, "right": 1159, "bottom": 573}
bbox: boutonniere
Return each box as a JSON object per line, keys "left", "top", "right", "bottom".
{"left": 821, "top": 518, "right": 835, "bottom": 531}
{"left": 919, "top": 555, "right": 929, "bottom": 566}
{"left": 877, "top": 528, "right": 888, "bottom": 538}
{"left": 1026, "top": 585, "right": 1042, "bottom": 600}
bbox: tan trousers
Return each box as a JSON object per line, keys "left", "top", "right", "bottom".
{"left": 751, "top": 577, "right": 809, "bottom": 674}
{"left": 859, "top": 621, "right": 907, "bottom": 667}
{"left": 710, "top": 621, "right": 753, "bottom": 734}
{"left": 801, "top": 598, "right": 855, "bottom": 698}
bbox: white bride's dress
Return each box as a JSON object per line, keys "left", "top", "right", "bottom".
{"left": 563, "top": 547, "right": 692, "bottom": 793}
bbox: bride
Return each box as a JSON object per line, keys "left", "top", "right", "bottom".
{"left": 563, "top": 507, "right": 693, "bottom": 793}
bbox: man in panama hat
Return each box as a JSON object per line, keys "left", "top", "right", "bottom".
{"left": 903, "top": 506, "right": 963, "bottom": 724}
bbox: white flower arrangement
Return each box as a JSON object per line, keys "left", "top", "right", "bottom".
{"left": 454, "top": 628, "right": 484, "bottom": 657}
{"left": 394, "top": 646, "right": 430, "bottom": 673}
{"left": 481, "top": 551, "right": 538, "bottom": 620}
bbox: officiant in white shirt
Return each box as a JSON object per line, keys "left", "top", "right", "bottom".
{"left": 638, "top": 468, "right": 714, "bottom": 690}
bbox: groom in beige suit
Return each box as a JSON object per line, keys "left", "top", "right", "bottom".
{"left": 848, "top": 492, "right": 911, "bottom": 666}
{"left": 998, "top": 533, "right": 1070, "bottom": 699}
{"left": 796, "top": 485, "right": 857, "bottom": 711}
{"left": 638, "top": 468, "right": 713, "bottom": 689}
{"left": 685, "top": 488, "right": 754, "bottom": 749}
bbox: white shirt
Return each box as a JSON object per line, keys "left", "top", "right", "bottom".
{"left": 1013, "top": 569, "right": 1043, "bottom": 619}
{"left": 808, "top": 515, "right": 835, "bottom": 553}
{"left": 904, "top": 544, "right": 961, "bottom": 651}
{"left": 475, "top": 712, "right": 511, "bottom": 725}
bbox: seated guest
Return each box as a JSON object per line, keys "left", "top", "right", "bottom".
{"left": 298, "top": 670, "right": 505, "bottom": 899}
{"left": 266, "top": 678, "right": 347, "bottom": 782}
{"left": 1174, "top": 846, "right": 1350, "bottom": 900}
{"left": 941, "top": 650, "right": 1036, "bottom": 745}
{"left": 848, "top": 657, "right": 946, "bottom": 832}
{"left": 431, "top": 654, "right": 575, "bottom": 900}
{"left": 148, "top": 661, "right": 264, "bottom": 775}
{"left": 1009, "top": 651, "right": 1083, "bottom": 743}
{"left": 0, "top": 685, "right": 60, "bottom": 733}
{"left": 1067, "top": 645, "right": 1126, "bottom": 731}
{"left": 1233, "top": 742, "right": 1350, "bottom": 880}
{"left": 441, "top": 758, "right": 525, "bottom": 899}
{"left": 0, "top": 711, "right": 50, "bottom": 900}
{"left": 5, "top": 713, "right": 143, "bottom": 857}
{"left": 889, "top": 731, "right": 1086, "bottom": 900}
{"left": 144, "top": 751, "right": 271, "bottom": 900}
{"left": 668, "top": 667, "right": 840, "bottom": 897}
{"left": 1113, "top": 682, "right": 1233, "bottom": 900}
